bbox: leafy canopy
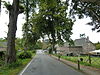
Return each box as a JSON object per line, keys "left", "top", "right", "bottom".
{"left": 30, "top": 0, "right": 74, "bottom": 45}
{"left": 66, "top": 0, "right": 100, "bottom": 32}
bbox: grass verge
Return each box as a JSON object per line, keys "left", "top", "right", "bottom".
{"left": 53, "top": 54, "right": 100, "bottom": 69}
{"left": 0, "top": 54, "right": 35, "bottom": 75}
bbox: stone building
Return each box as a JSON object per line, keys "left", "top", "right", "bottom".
{"left": 74, "top": 37, "right": 95, "bottom": 54}
{"left": 56, "top": 46, "right": 83, "bottom": 55}
{"left": 56, "top": 37, "right": 95, "bottom": 55}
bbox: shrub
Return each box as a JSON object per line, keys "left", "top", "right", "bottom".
{"left": 18, "top": 51, "right": 32, "bottom": 59}
{"left": 48, "top": 47, "right": 52, "bottom": 54}
{"left": 8, "top": 60, "right": 22, "bottom": 68}
{"left": 32, "top": 50, "right": 36, "bottom": 53}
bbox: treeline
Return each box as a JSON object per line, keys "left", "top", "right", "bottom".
{"left": 94, "top": 42, "right": 100, "bottom": 50}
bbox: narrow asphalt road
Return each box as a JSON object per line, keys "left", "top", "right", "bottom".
{"left": 20, "top": 53, "right": 86, "bottom": 75}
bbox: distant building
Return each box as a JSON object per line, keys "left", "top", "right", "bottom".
{"left": 74, "top": 37, "right": 95, "bottom": 53}
{"left": 56, "top": 37, "right": 95, "bottom": 55}
{"left": 56, "top": 46, "right": 82, "bottom": 55}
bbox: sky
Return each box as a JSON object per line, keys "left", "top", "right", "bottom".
{"left": 0, "top": 0, "right": 100, "bottom": 43}
{"left": 0, "top": 8, "right": 25, "bottom": 38}
{"left": 71, "top": 18, "right": 100, "bottom": 43}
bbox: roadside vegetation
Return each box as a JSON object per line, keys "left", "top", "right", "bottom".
{"left": 0, "top": 58, "right": 31, "bottom": 75}
{"left": 94, "top": 42, "right": 100, "bottom": 50}
{"left": 0, "top": 0, "right": 100, "bottom": 74}
{"left": 0, "top": 51, "right": 36, "bottom": 75}
{"left": 54, "top": 54, "right": 100, "bottom": 69}
{"left": 0, "top": 37, "right": 36, "bottom": 75}
{"left": 0, "top": 37, "right": 39, "bottom": 75}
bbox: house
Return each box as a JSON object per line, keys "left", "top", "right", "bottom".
{"left": 74, "top": 37, "right": 95, "bottom": 54}
{"left": 56, "top": 37, "right": 95, "bottom": 55}
{"left": 56, "top": 46, "right": 83, "bottom": 56}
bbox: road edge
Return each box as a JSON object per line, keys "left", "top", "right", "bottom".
{"left": 18, "top": 55, "right": 36, "bottom": 75}
{"left": 49, "top": 54, "right": 100, "bottom": 75}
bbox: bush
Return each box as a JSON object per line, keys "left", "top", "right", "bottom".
{"left": 32, "top": 50, "right": 36, "bottom": 53}
{"left": 8, "top": 60, "right": 22, "bottom": 68}
{"left": 18, "top": 51, "right": 32, "bottom": 59}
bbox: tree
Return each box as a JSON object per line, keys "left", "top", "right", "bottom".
{"left": 1, "top": 0, "right": 24, "bottom": 64}
{"left": 66, "top": 0, "right": 100, "bottom": 32}
{"left": 81, "top": 0, "right": 100, "bottom": 5}
{"left": 30, "top": 0, "right": 73, "bottom": 53}
{"left": 22, "top": 24, "right": 40, "bottom": 50}
{"left": 33, "top": 41, "right": 43, "bottom": 49}
{"left": 94, "top": 42, "right": 100, "bottom": 50}
{"left": 15, "top": 38, "right": 24, "bottom": 50}
{"left": 21, "top": 0, "right": 38, "bottom": 50}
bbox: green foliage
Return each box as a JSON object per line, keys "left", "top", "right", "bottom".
{"left": 21, "top": 0, "right": 39, "bottom": 50}
{"left": 61, "top": 55, "right": 100, "bottom": 68}
{"left": 15, "top": 38, "right": 24, "bottom": 50}
{"left": 18, "top": 51, "right": 32, "bottom": 59}
{"left": 7, "top": 60, "right": 22, "bottom": 69}
{"left": 67, "top": 0, "right": 100, "bottom": 32}
{"left": 33, "top": 41, "right": 43, "bottom": 49}
{"left": 0, "top": 58, "right": 32, "bottom": 75}
{"left": 21, "top": 0, "right": 74, "bottom": 52}
{"left": 32, "top": 50, "right": 36, "bottom": 53}
{"left": 2, "top": 1, "right": 11, "bottom": 11}
{"left": 0, "top": 38, "right": 6, "bottom": 42}
{"left": 22, "top": 22, "right": 40, "bottom": 50}
{"left": 48, "top": 47, "right": 52, "bottom": 54}
{"left": 0, "top": 38, "right": 7, "bottom": 48}
{"left": 94, "top": 42, "right": 100, "bottom": 50}
{"left": 30, "top": 0, "right": 73, "bottom": 46}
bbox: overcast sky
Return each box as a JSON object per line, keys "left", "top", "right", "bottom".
{"left": 0, "top": 0, "right": 100, "bottom": 43}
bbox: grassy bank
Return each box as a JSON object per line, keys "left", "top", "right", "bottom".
{"left": 0, "top": 53, "right": 35, "bottom": 75}
{"left": 54, "top": 54, "right": 100, "bottom": 69}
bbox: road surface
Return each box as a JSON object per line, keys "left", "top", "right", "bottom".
{"left": 20, "top": 53, "right": 85, "bottom": 75}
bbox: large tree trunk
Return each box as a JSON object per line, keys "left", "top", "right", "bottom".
{"left": 6, "top": 0, "right": 19, "bottom": 64}
{"left": 51, "top": 30, "right": 56, "bottom": 54}
{"left": 52, "top": 37, "right": 56, "bottom": 54}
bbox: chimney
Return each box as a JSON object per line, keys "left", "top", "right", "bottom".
{"left": 87, "top": 36, "right": 89, "bottom": 42}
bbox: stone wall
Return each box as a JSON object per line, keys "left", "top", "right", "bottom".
{"left": 56, "top": 46, "right": 83, "bottom": 55}
{"left": 82, "top": 43, "right": 95, "bottom": 53}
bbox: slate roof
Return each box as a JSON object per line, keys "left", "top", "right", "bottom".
{"left": 74, "top": 38, "right": 90, "bottom": 46}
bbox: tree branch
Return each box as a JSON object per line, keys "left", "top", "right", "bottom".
{"left": 81, "top": 0, "right": 100, "bottom": 5}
